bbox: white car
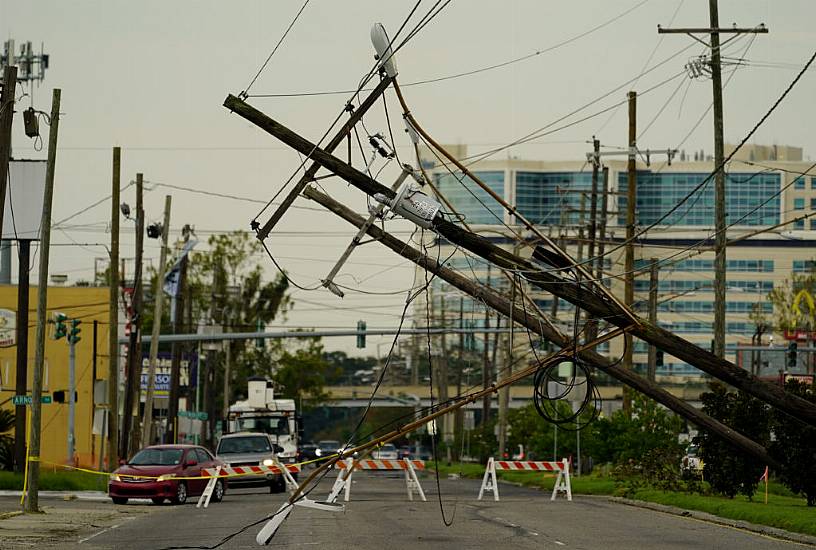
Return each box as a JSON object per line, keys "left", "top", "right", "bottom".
{"left": 371, "top": 443, "right": 398, "bottom": 460}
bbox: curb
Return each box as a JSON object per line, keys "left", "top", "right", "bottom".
{"left": 0, "top": 490, "right": 109, "bottom": 502}
{"left": 0, "top": 510, "right": 23, "bottom": 520}
{"left": 609, "top": 496, "right": 816, "bottom": 547}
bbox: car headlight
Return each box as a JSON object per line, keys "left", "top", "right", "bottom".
{"left": 262, "top": 458, "right": 275, "bottom": 467}
{"left": 110, "top": 474, "right": 120, "bottom": 482}
{"left": 315, "top": 449, "right": 322, "bottom": 457}
{"left": 156, "top": 474, "right": 177, "bottom": 482}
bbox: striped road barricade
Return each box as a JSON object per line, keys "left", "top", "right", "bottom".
{"left": 327, "top": 458, "right": 426, "bottom": 503}
{"left": 478, "top": 457, "right": 571, "bottom": 502}
{"left": 197, "top": 459, "right": 300, "bottom": 508}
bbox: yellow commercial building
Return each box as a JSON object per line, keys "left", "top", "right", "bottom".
{"left": 0, "top": 285, "right": 111, "bottom": 470}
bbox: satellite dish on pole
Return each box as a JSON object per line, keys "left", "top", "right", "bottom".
{"left": 370, "top": 23, "right": 398, "bottom": 78}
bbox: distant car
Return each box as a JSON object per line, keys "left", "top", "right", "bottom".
{"left": 397, "top": 446, "right": 412, "bottom": 460}
{"left": 682, "top": 444, "right": 703, "bottom": 473}
{"left": 216, "top": 432, "right": 286, "bottom": 492}
{"left": 372, "top": 443, "right": 398, "bottom": 460}
{"left": 109, "top": 444, "right": 225, "bottom": 506}
{"left": 299, "top": 442, "right": 319, "bottom": 464}
{"left": 315, "top": 440, "right": 342, "bottom": 460}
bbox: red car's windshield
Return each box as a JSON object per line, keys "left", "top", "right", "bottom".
{"left": 129, "top": 448, "right": 184, "bottom": 466}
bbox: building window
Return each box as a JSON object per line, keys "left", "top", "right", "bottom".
{"left": 795, "top": 219, "right": 805, "bottom": 230}
{"left": 811, "top": 198, "right": 816, "bottom": 210}
{"left": 516, "top": 172, "right": 601, "bottom": 226}
{"left": 795, "top": 177, "right": 806, "bottom": 190}
{"left": 619, "top": 171, "right": 780, "bottom": 227}
{"left": 811, "top": 177, "right": 816, "bottom": 189}
{"left": 811, "top": 219, "right": 816, "bottom": 230}
{"left": 793, "top": 260, "right": 816, "bottom": 273}
{"left": 794, "top": 197, "right": 805, "bottom": 210}
{"left": 435, "top": 171, "right": 505, "bottom": 225}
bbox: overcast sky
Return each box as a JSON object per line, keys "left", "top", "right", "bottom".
{"left": 2, "top": 0, "right": 814, "bottom": 355}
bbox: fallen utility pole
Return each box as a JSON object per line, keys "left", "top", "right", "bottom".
{"left": 222, "top": 94, "right": 816, "bottom": 427}
{"left": 659, "top": 13, "right": 768, "bottom": 360}
{"left": 27, "top": 88, "right": 61, "bottom": 513}
{"left": 141, "top": 195, "right": 172, "bottom": 447}
{"left": 301, "top": 185, "right": 780, "bottom": 469}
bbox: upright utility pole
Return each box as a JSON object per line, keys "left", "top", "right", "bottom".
{"left": 647, "top": 258, "right": 659, "bottom": 382}
{"left": 141, "top": 195, "right": 172, "bottom": 447}
{"left": 108, "top": 147, "right": 120, "bottom": 469}
{"left": 0, "top": 65, "right": 17, "bottom": 240}
{"left": 658, "top": 9, "right": 768, "bottom": 359}
{"left": 121, "top": 175, "right": 144, "bottom": 457}
{"left": 13, "top": 240, "right": 29, "bottom": 473}
{"left": 67, "top": 338, "right": 76, "bottom": 462}
{"left": 623, "top": 91, "right": 637, "bottom": 416}
{"left": 27, "top": 88, "right": 60, "bottom": 513}
{"left": 481, "top": 265, "right": 491, "bottom": 425}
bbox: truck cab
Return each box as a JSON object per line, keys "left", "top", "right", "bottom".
{"left": 226, "top": 377, "right": 301, "bottom": 467}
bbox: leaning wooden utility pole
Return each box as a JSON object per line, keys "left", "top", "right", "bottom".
{"left": 0, "top": 65, "right": 17, "bottom": 241}
{"left": 658, "top": 10, "right": 768, "bottom": 359}
{"left": 301, "top": 185, "right": 781, "bottom": 469}
{"left": 647, "top": 258, "right": 659, "bottom": 382}
{"left": 141, "top": 195, "right": 172, "bottom": 447}
{"left": 121, "top": 174, "right": 145, "bottom": 457}
{"left": 167, "top": 227, "right": 191, "bottom": 443}
{"left": 623, "top": 91, "right": 637, "bottom": 416}
{"left": 223, "top": 96, "right": 816, "bottom": 427}
{"left": 108, "top": 146, "right": 121, "bottom": 469}
{"left": 26, "top": 88, "right": 60, "bottom": 513}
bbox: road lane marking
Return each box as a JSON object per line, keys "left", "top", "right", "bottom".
{"left": 79, "top": 522, "right": 120, "bottom": 544}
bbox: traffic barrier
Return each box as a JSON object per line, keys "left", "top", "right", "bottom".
{"left": 327, "top": 459, "right": 426, "bottom": 503}
{"left": 478, "top": 457, "right": 571, "bottom": 501}
{"left": 197, "top": 459, "right": 300, "bottom": 508}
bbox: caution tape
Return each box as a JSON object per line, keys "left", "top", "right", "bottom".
{"left": 30, "top": 452, "right": 346, "bottom": 481}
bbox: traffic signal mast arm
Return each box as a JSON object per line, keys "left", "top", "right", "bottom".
{"left": 222, "top": 93, "right": 816, "bottom": 428}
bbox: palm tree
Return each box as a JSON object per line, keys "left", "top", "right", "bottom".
{"left": 0, "top": 408, "right": 15, "bottom": 471}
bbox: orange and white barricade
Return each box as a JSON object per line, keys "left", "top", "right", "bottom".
{"left": 197, "top": 459, "right": 300, "bottom": 508}
{"left": 327, "top": 458, "right": 426, "bottom": 503}
{"left": 478, "top": 457, "right": 571, "bottom": 502}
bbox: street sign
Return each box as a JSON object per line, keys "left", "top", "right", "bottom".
{"left": 12, "top": 395, "right": 52, "bottom": 406}
{"left": 178, "top": 410, "right": 208, "bottom": 421}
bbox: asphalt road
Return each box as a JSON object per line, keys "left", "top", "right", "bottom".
{"left": 6, "top": 473, "right": 811, "bottom": 550}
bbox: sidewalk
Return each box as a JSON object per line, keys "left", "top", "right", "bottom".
{"left": 0, "top": 496, "right": 155, "bottom": 549}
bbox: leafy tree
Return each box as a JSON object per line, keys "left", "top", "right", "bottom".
{"left": 770, "top": 380, "right": 816, "bottom": 506}
{"left": 767, "top": 270, "right": 816, "bottom": 333}
{"left": 586, "top": 393, "right": 682, "bottom": 465}
{"left": 0, "top": 409, "right": 13, "bottom": 471}
{"left": 696, "top": 383, "right": 770, "bottom": 499}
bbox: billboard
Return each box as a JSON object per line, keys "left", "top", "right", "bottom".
{"left": 140, "top": 352, "right": 198, "bottom": 399}
{"left": 4, "top": 160, "right": 46, "bottom": 240}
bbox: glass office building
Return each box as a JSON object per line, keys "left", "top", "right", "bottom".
{"left": 419, "top": 145, "right": 816, "bottom": 380}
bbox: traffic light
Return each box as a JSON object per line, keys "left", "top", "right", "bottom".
{"left": 656, "top": 350, "right": 664, "bottom": 367}
{"left": 68, "top": 319, "right": 82, "bottom": 344}
{"left": 356, "top": 320, "right": 366, "bottom": 349}
{"left": 787, "top": 341, "right": 798, "bottom": 369}
{"left": 52, "top": 312, "right": 68, "bottom": 340}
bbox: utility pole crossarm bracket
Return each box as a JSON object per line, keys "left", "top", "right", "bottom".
{"left": 657, "top": 24, "right": 768, "bottom": 34}
{"left": 252, "top": 76, "right": 394, "bottom": 241}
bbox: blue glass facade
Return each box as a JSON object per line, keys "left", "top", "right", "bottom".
{"left": 515, "top": 171, "right": 602, "bottom": 226}
{"left": 636, "top": 258, "right": 774, "bottom": 272}
{"left": 634, "top": 280, "right": 772, "bottom": 292}
{"left": 435, "top": 171, "right": 505, "bottom": 225}
{"left": 618, "top": 171, "right": 780, "bottom": 226}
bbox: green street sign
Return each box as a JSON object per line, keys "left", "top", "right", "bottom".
{"left": 12, "top": 395, "right": 52, "bottom": 406}
{"left": 178, "top": 410, "right": 208, "bottom": 421}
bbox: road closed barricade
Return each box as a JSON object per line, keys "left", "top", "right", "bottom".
{"left": 196, "top": 460, "right": 300, "bottom": 508}
{"left": 327, "top": 459, "right": 426, "bottom": 503}
{"left": 478, "top": 457, "right": 571, "bottom": 502}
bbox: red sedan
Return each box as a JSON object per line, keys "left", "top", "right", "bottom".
{"left": 109, "top": 444, "right": 226, "bottom": 505}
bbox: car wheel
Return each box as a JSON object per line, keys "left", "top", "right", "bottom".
{"left": 211, "top": 480, "right": 224, "bottom": 503}
{"left": 151, "top": 497, "right": 165, "bottom": 505}
{"left": 111, "top": 497, "right": 128, "bottom": 505}
{"left": 171, "top": 482, "right": 188, "bottom": 505}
